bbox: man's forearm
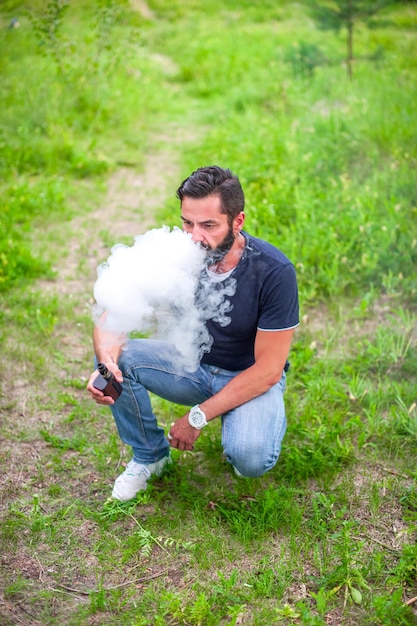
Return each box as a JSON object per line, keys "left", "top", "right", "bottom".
{"left": 93, "top": 324, "right": 125, "bottom": 365}
{"left": 198, "top": 328, "right": 294, "bottom": 422}
{"left": 199, "top": 361, "right": 283, "bottom": 422}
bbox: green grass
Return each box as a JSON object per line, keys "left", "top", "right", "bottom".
{"left": 1, "top": 1, "right": 417, "bottom": 624}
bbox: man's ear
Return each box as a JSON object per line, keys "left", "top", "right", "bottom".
{"left": 234, "top": 211, "right": 245, "bottom": 233}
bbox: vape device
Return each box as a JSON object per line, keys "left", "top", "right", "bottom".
{"left": 93, "top": 362, "right": 123, "bottom": 400}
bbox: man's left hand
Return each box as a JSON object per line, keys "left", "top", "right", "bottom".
{"left": 168, "top": 414, "right": 201, "bottom": 451}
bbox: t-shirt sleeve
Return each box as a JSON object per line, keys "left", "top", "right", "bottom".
{"left": 257, "top": 263, "right": 299, "bottom": 331}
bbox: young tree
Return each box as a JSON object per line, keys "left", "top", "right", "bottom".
{"left": 310, "top": 0, "right": 392, "bottom": 78}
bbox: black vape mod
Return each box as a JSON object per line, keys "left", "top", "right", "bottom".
{"left": 93, "top": 362, "right": 123, "bottom": 400}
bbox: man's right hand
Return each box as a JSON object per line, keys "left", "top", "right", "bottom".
{"left": 86, "top": 362, "right": 123, "bottom": 405}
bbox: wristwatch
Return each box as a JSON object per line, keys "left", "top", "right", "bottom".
{"left": 188, "top": 405, "right": 208, "bottom": 429}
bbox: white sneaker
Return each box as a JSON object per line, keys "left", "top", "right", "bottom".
{"left": 111, "top": 455, "right": 171, "bottom": 501}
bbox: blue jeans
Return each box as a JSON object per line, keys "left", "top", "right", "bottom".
{"left": 109, "top": 339, "right": 287, "bottom": 478}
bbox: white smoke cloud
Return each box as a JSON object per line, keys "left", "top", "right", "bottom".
{"left": 92, "top": 226, "right": 235, "bottom": 371}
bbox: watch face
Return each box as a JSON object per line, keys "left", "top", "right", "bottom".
{"left": 189, "top": 407, "right": 207, "bottom": 429}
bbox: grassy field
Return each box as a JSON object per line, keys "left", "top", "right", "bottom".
{"left": 1, "top": 1, "right": 416, "bottom": 624}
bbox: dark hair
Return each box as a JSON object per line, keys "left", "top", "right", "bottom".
{"left": 176, "top": 165, "right": 245, "bottom": 223}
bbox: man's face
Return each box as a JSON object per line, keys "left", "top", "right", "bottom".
{"left": 180, "top": 194, "right": 244, "bottom": 263}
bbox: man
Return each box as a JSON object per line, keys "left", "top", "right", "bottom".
{"left": 87, "top": 165, "right": 299, "bottom": 501}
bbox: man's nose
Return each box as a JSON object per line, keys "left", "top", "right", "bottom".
{"left": 190, "top": 227, "right": 205, "bottom": 243}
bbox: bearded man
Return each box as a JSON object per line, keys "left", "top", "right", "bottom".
{"left": 87, "top": 165, "right": 299, "bottom": 501}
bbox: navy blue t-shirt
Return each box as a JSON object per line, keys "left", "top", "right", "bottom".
{"left": 200, "top": 232, "right": 299, "bottom": 371}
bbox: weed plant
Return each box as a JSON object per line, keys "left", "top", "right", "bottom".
{"left": 1, "top": 1, "right": 416, "bottom": 625}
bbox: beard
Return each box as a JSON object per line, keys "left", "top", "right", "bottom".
{"left": 203, "top": 225, "right": 236, "bottom": 267}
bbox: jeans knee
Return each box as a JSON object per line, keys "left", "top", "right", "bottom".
{"left": 225, "top": 444, "right": 280, "bottom": 478}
